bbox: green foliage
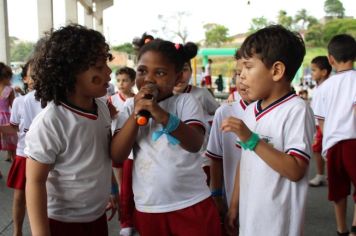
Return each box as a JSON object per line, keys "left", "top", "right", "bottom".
{"left": 305, "top": 18, "right": 356, "bottom": 47}
{"left": 303, "top": 47, "right": 328, "bottom": 67}
{"left": 278, "top": 10, "right": 293, "bottom": 29}
{"left": 204, "top": 23, "right": 229, "bottom": 47}
{"left": 112, "top": 43, "right": 135, "bottom": 54}
{"left": 324, "top": 0, "right": 345, "bottom": 18}
{"left": 294, "top": 9, "right": 318, "bottom": 30}
{"left": 249, "top": 17, "right": 270, "bottom": 32}
{"left": 10, "top": 41, "right": 34, "bottom": 62}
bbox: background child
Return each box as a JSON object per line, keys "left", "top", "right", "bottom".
{"left": 225, "top": 25, "right": 314, "bottom": 236}
{"left": 308, "top": 56, "right": 331, "bottom": 187}
{"left": 173, "top": 43, "right": 220, "bottom": 185}
{"left": 206, "top": 49, "right": 253, "bottom": 234}
{"left": 227, "top": 51, "right": 244, "bottom": 103}
{"left": 0, "top": 62, "right": 17, "bottom": 163}
{"left": 24, "top": 25, "right": 116, "bottom": 236}
{"left": 313, "top": 34, "right": 356, "bottom": 236}
{"left": 109, "top": 66, "right": 136, "bottom": 236}
{"left": 111, "top": 38, "right": 222, "bottom": 236}
{"left": 205, "top": 58, "right": 213, "bottom": 89}
{"left": 3, "top": 60, "right": 33, "bottom": 236}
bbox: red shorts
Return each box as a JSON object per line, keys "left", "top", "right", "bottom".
{"left": 7, "top": 155, "right": 26, "bottom": 190}
{"left": 312, "top": 126, "right": 323, "bottom": 153}
{"left": 134, "top": 197, "right": 222, "bottom": 236}
{"left": 205, "top": 76, "right": 212, "bottom": 86}
{"left": 119, "top": 159, "right": 135, "bottom": 228}
{"left": 49, "top": 214, "right": 108, "bottom": 236}
{"left": 327, "top": 139, "right": 356, "bottom": 202}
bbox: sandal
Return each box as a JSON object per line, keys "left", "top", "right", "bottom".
{"left": 337, "top": 231, "right": 349, "bottom": 236}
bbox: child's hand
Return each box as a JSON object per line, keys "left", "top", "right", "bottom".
{"left": 106, "top": 194, "right": 118, "bottom": 221}
{"left": 225, "top": 207, "right": 239, "bottom": 236}
{"left": 221, "top": 117, "right": 252, "bottom": 142}
{"left": 134, "top": 85, "right": 169, "bottom": 125}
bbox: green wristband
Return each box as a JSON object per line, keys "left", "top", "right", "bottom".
{"left": 237, "top": 132, "right": 260, "bottom": 151}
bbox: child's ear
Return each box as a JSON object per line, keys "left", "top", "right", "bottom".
{"left": 271, "top": 61, "right": 285, "bottom": 82}
{"left": 174, "top": 71, "right": 184, "bottom": 86}
{"left": 328, "top": 55, "right": 335, "bottom": 66}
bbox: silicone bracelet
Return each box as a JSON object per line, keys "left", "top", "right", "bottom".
{"left": 237, "top": 132, "right": 260, "bottom": 151}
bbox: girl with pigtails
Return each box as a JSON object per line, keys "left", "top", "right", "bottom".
{"left": 111, "top": 35, "right": 222, "bottom": 236}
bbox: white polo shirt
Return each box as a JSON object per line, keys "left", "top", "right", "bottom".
{"left": 206, "top": 99, "right": 248, "bottom": 206}
{"left": 9, "top": 96, "right": 26, "bottom": 157}
{"left": 25, "top": 99, "right": 112, "bottom": 222}
{"left": 239, "top": 92, "right": 314, "bottom": 236}
{"left": 183, "top": 85, "right": 220, "bottom": 166}
{"left": 22, "top": 91, "right": 42, "bottom": 132}
{"left": 313, "top": 70, "right": 356, "bottom": 156}
{"left": 112, "top": 93, "right": 211, "bottom": 213}
{"left": 183, "top": 85, "right": 220, "bottom": 124}
{"left": 109, "top": 92, "right": 126, "bottom": 112}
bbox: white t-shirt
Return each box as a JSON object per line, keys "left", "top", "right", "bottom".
{"left": 22, "top": 91, "right": 42, "bottom": 132}
{"left": 239, "top": 92, "right": 314, "bottom": 236}
{"left": 206, "top": 99, "right": 247, "bottom": 206}
{"left": 313, "top": 70, "right": 356, "bottom": 156}
{"left": 24, "top": 99, "right": 112, "bottom": 222}
{"left": 112, "top": 93, "right": 211, "bottom": 213}
{"left": 109, "top": 92, "right": 134, "bottom": 160}
{"left": 109, "top": 92, "right": 126, "bottom": 112}
{"left": 9, "top": 96, "right": 26, "bottom": 157}
{"left": 183, "top": 85, "right": 220, "bottom": 166}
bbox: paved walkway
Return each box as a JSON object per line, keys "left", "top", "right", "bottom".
{"left": 0, "top": 152, "right": 354, "bottom": 235}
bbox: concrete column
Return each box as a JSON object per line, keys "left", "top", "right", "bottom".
{"left": 83, "top": 0, "right": 93, "bottom": 28}
{"left": 94, "top": 0, "right": 112, "bottom": 33}
{"left": 37, "top": 0, "right": 53, "bottom": 38}
{"left": 0, "top": 0, "right": 10, "bottom": 64}
{"left": 65, "top": 0, "right": 78, "bottom": 24}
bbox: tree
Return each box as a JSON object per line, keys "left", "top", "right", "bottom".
{"left": 203, "top": 23, "right": 229, "bottom": 47}
{"left": 304, "top": 23, "right": 325, "bottom": 47}
{"left": 249, "top": 16, "right": 270, "bottom": 32}
{"left": 305, "top": 18, "right": 356, "bottom": 47}
{"left": 277, "top": 10, "right": 293, "bottom": 29}
{"left": 153, "top": 12, "right": 190, "bottom": 43}
{"left": 10, "top": 41, "right": 34, "bottom": 62}
{"left": 324, "top": 0, "right": 345, "bottom": 18}
{"left": 112, "top": 43, "right": 135, "bottom": 54}
{"left": 294, "top": 9, "right": 318, "bottom": 30}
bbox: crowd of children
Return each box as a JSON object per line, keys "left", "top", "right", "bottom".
{"left": 0, "top": 23, "right": 355, "bottom": 236}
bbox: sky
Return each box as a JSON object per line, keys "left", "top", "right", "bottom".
{"left": 7, "top": 0, "right": 356, "bottom": 46}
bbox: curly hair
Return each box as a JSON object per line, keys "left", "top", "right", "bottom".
{"left": 240, "top": 25, "right": 305, "bottom": 81}
{"left": 32, "top": 24, "right": 112, "bottom": 108}
{"left": 0, "top": 62, "right": 12, "bottom": 81}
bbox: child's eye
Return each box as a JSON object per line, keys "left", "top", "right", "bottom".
{"left": 156, "top": 71, "right": 166, "bottom": 77}
{"left": 137, "top": 68, "right": 147, "bottom": 76}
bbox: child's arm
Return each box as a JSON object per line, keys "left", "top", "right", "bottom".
{"left": 0, "top": 123, "right": 18, "bottom": 134}
{"left": 26, "top": 158, "right": 51, "bottom": 236}
{"left": 317, "top": 119, "right": 324, "bottom": 134}
{"left": 9, "top": 89, "right": 15, "bottom": 107}
{"left": 226, "top": 162, "right": 240, "bottom": 236}
{"left": 134, "top": 87, "right": 205, "bottom": 153}
{"left": 222, "top": 117, "right": 308, "bottom": 182}
{"left": 210, "top": 158, "right": 226, "bottom": 218}
{"left": 111, "top": 113, "right": 139, "bottom": 163}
